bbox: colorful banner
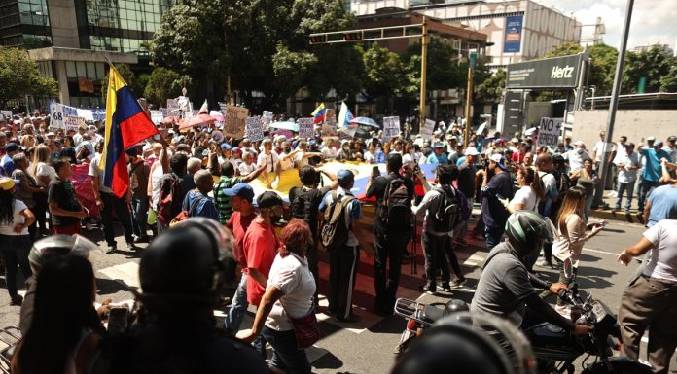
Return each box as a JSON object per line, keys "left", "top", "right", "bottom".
{"left": 504, "top": 15, "right": 523, "bottom": 53}
{"left": 245, "top": 116, "right": 265, "bottom": 142}
{"left": 297, "top": 117, "right": 314, "bottom": 139}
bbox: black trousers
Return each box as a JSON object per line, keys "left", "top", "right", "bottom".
{"left": 421, "top": 231, "right": 450, "bottom": 286}
{"left": 100, "top": 191, "right": 134, "bottom": 247}
{"left": 328, "top": 245, "right": 359, "bottom": 320}
{"left": 374, "top": 230, "right": 409, "bottom": 313}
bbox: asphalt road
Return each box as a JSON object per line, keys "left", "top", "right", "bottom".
{"left": 0, "top": 218, "right": 673, "bottom": 373}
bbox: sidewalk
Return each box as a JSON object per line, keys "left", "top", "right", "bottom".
{"left": 590, "top": 189, "right": 644, "bottom": 224}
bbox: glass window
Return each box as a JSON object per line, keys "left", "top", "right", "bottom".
{"left": 66, "top": 61, "right": 77, "bottom": 78}
{"left": 76, "top": 61, "right": 87, "bottom": 77}
{"left": 95, "top": 62, "right": 104, "bottom": 79}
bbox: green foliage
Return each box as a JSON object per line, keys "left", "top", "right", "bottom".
{"left": 547, "top": 42, "right": 618, "bottom": 96}
{"left": 405, "top": 37, "right": 464, "bottom": 92}
{"left": 660, "top": 65, "right": 677, "bottom": 92}
{"left": 362, "top": 44, "right": 408, "bottom": 98}
{"left": 0, "top": 47, "right": 57, "bottom": 106}
{"left": 101, "top": 64, "right": 135, "bottom": 99}
{"left": 143, "top": 67, "right": 188, "bottom": 107}
{"left": 624, "top": 45, "right": 676, "bottom": 94}
{"left": 476, "top": 69, "right": 506, "bottom": 102}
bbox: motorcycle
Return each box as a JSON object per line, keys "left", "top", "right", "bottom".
{"left": 523, "top": 283, "right": 652, "bottom": 374}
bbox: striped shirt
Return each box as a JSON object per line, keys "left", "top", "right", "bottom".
{"left": 214, "top": 175, "right": 243, "bottom": 224}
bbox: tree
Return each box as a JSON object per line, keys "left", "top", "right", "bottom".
{"left": 405, "top": 36, "right": 464, "bottom": 92}
{"left": 624, "top": 45, "right": 676, "bottom": 94}
{"left": 0, "top": 47, "right": 57, "bottom": 107}
{"left": 476, "top": 69, "right": 506, "bottom": 102}
{"left": 362, "top": 44, "right": 409, "bottom": 112}
{"left": 101, "top": 64, "right": 136, "bottom": 99}
{"left": 660, "top": 64, "right": 677, "bottom": 92}
{"left": 546, "top": 42, "right": 618, "bottom": 96}
{"left": 143, "top": 67, "right": 189, "bottom": 107}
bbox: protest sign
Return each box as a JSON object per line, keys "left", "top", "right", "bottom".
{"left": 382, "top": 116, "right": 401, "bottom": 141}
{"left": 262, "top": 111, "right": 273, "bottom": 131}
{"left": 421, "top": 119, "right": 435, "bottom": 140}
{"left": 150, "top": 110, "right": 163, "bottom": 125}
{"left": 50, "top": 103, "right": 79, "bottom": 129}
{"left": 166, "top": 99, "right": 179, "bottom": 115}
{"left": 537, "top": 117, "right": 563, "bottom": 148}
{"left": 325, "top": 109, "right": 337, "bottom": 127}
{"left": 321, "top": 124, "right": 338, "bottom": 137}
{"left": 0, "top": 111, "right": 12, "bottom": 121}
{"left": 245, "top": 116, "right": 265, "bottom": 142}
{"left": 297, "top": 117, "right": 314, "bottom": 139}
{"left": 224, "top": 105, "right": 248, "bottom": 139}
{"left": 63, "top": 116, "right": 86, "bottom": 131}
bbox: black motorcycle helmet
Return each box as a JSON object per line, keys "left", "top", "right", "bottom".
{"left": 504, "top": 211, "right": 552, "bottom": 262}
{"left": 444, "top": 299, "right": 469, "bottom": 315}
{"left": 139, "top": 218, "right": 236, "bottom": 311}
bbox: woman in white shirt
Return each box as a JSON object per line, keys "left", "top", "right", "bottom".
{"left": 504, "top": 166, "right": 545, "bottom": 213}
{"left": 242, "top": 219, "right": 316, "bottom": 374}
{"left": 0, "top": 178, "right": 35, "bottom": 305}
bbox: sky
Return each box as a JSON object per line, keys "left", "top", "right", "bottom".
{"left": 529, "top": 0, "right": 677, "bottom": 51}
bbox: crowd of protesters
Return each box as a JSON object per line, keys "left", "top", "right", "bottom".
{"left": 0, "top": 108, "right": 675, "bottom": 374}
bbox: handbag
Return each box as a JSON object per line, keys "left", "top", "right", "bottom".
{"left": 288, "top": 307, "right": 320, "bottom": 349}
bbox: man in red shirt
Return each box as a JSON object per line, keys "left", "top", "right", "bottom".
{"left": 242, "top": 191, "right": 283, "bottom": 355}
{"left": 223, "top": 183, "right": 256, "bottom": 335}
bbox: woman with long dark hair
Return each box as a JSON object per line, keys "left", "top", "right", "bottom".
{"left": 12, "top": 254, "right": 105, "bottom": 374}
{"left": 0, "top": 177, "right": 35, "bottom": 305}
{"left": 504, "top": 166, "right": 546, "bottom": 213}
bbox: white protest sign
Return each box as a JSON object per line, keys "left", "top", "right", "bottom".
{"left": 245, "top": 116, "right": 265, "bottom": 142}
{"left": 382, "top": 116, "right": 401, "bottom": 141}
{"left": 166, "top": 99, "right": 180, "bottom": 115}
{"left": 150, "top": 110, "right": 163, "bottom": 125}
{"left": 537, "top": 117, "right": 563, "bottom": 148}
{"left": 421, "top": 119, "right": 435, "bottom": 140}
{"left": 297, "top": 117, "right": 314, "bottom": 139}
{"left": 63, "top": 116, "right": 86, "bottom": 131}
{"left": 262, "top": 111, "right": 273, "bottom": 131}
{"left": 50, "top": 103, "right": 79, "bottom": 129}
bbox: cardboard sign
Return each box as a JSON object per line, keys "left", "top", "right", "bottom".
{"left": 421, "top": 119, "right": 435, "bottom": 140}
{"left": 63, "top": 116, "right": 86, "bottom": 131}
{"left": 245, "top": 116, "right": 265, "bottom": 142}
{"left": 262, "top": 111, "right": 273, "bottom": 131}
{"left": 382, "top": 116, "right": 401, "bottom": 141}
{"left": 150, "top": 110, "right": 163, "bottom": 125}
{"left": 537, "top": 117, "right": 563, "bottom": 148}
{"left": 297, "top": 117, "right": 314, "bottom": 139}
{"left": 224, "top": 105, "right": 248, "bottom": 139}
{"left": 325, "top": 109, "right": 337, "bottom": 127}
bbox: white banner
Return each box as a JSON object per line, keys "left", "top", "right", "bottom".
{"left": 537, "top": 117, "right": 563, "bottom": 148}
{"left": 382, "top": 116, "right": 401, "bottom": 141}
{"left": 421, "top": 119, "right": 435, "bottom": 140}
{"left": 50, "top": 103, "right": 79, "bottom": 129}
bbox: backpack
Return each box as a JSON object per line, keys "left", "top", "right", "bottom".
{"left": 157, "top": 173, "right": 181, "bottom": 225}
{"left": 290, "top": 186, "right": 319, "bottom": 235}
{"left": 379, "top": 178, "right": 411, "bottom": 232}
{"left": 430, "top": 186, "right": 460, "bottom": 233}
{"left": 320, "top": 191, "right": 355, "bottom": 249}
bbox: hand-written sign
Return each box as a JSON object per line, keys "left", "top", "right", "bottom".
{"left": 63, "top": 116, "right": 86, "bottom": 131}
{"left": 262, "top": 111, "right": 273, "bottom": 131}
{"left": 297, "top": 117, "right": 314, "bottom": 139}
{"left": 224, "top": 105, "right": 248, "bottom": 139}
{"left": 382, "top": 116, "right": 401, "bottom": 141}
{"left": 245, "top": 116, "right": 265, "bottom": 142}
{"left": 420, "top": 119, "right": 435, "bottom": 140}
{"left": 537, "top": 117, "right": 563, "bottom": 148}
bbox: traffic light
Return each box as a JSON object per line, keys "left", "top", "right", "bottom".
{"left": 343, "top": 31, "right": 362, "bottom": 41}
{"left": 309, "top": 35, "right": 326, "bottom": 44}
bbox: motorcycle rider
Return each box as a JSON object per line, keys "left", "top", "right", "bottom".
{"left": 471, "top": 211, "right": 592, "bottom": 336}
{"left": 92, "top": 218, "right": 267, "bottom": 373}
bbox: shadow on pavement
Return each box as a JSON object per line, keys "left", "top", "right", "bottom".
{"left": 95, "top": 277, "right": 135, "bottom": 294}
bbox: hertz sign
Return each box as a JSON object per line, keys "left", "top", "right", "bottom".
{"left": 506, "top": 53, "right": 584, "bottom": 89}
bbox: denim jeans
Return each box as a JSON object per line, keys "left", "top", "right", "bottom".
{"left": 224, "top": 273, "right": 248, "bottom": 334}
{"left": 262, "top": 326, "right": 311, "bottom": 374}
{"left": 484, "top": 225, "right": 505, "bottom": 250}
{"left": 0, "top": 235, "right": 32, "bottom": 299}
{"left": 637, "top": 180, "right": 659, "bottom": 212}
{"left": 131, "top": 196, "right": 149, "bottom": 238}
{"left": 615, "top": 182, "right": 635, "bottom": 211}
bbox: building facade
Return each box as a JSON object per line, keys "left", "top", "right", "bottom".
{"left": 0, "top": 0, "right": 172, "bottom": 108}
{"left": 349, "top": 0, "right": 582, "bottom": 68}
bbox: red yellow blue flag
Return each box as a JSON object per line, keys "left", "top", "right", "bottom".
{"left": 99, "top": 65, "right": 158, "bottom": 197}
{"left": 311, "top": 103, "right": 326, "bottom": 124}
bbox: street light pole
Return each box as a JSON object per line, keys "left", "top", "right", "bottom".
{"left": 593, "top": 0, "right": 633, "bottom": 208}
{"left": 419, "top": 16, "right": 428, "bottom": 131}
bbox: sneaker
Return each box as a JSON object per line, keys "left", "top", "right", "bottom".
{"left": 422, "top": 284, "right": 437, "bottom": 295}
{"left": 440, "top": 282, "right": 452, "bottom": 292}
{"left": 449, "top": 278, "right": 467, "bottom": 289}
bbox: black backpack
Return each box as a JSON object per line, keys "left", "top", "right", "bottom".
{"left": 430, "top": 186, "right": 460, "bottom": 233}
{"left": 320, "top": 191, "right": 355, "bottom": 249}
{"left": 379, "top": 178, "right": 411, "bottom": 232}
{"left": 290, "top": 186, "right": 319, "bottom": 234}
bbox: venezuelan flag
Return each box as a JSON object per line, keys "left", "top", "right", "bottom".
{"left": 311, "top": 103, "right": 326, "bottom": 124}
{"left": 99, "top": 65, "right": 158, "bottom": 197}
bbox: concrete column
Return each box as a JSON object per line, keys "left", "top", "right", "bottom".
{"left": 54, "top": 61, "right": 70, "bottom": 106}
{"left": 47, "top": 0, "right": 80, "bottom": 48}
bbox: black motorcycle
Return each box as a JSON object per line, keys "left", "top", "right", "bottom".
{"left": 523, "top": 284, "right": 652, "bottom": 374}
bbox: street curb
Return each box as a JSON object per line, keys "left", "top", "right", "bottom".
{"left": 590, "top": 209, "right": 644, "bottom": 224}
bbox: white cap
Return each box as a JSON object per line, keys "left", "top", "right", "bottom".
{"left": 574, "top": 140, "right": 585, "bottom": 147}
{"left": 464, "top": 147, "right": 480, "bottom": 156}
{"left": 489, "top": 153, "right": 504, "bottom": 163}
{"left": 647, "top": 136, "right": 656, "bottom": 142}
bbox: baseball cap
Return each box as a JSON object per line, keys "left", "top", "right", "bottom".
{"left": 0, "top": 177, "right": 16, "bottom": 191}
{"left": 4, "top": 143, "right": 18, "bottom": 153}
{"left": 433, "top": 142, "right": 446, "bottom": 148}
{"left": 464, "top": 147, "right": 480, "bottom": 156}
{"left": 337, "top": 169, "right": 354, "bottom": 184}
{"left": 220, "top": 143, "right": 231, "bottom": 150}
{"left": 489, "top": 153, "right": 507, "bottom": 170}
{"left": 232, "top": 147, "right": 241, "bottom": 153}
{"left": 223, "top": 183, "right": 255, "bottom": 202}
{"left": 257, "top": 191, "right": 283, "bottom": 209}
